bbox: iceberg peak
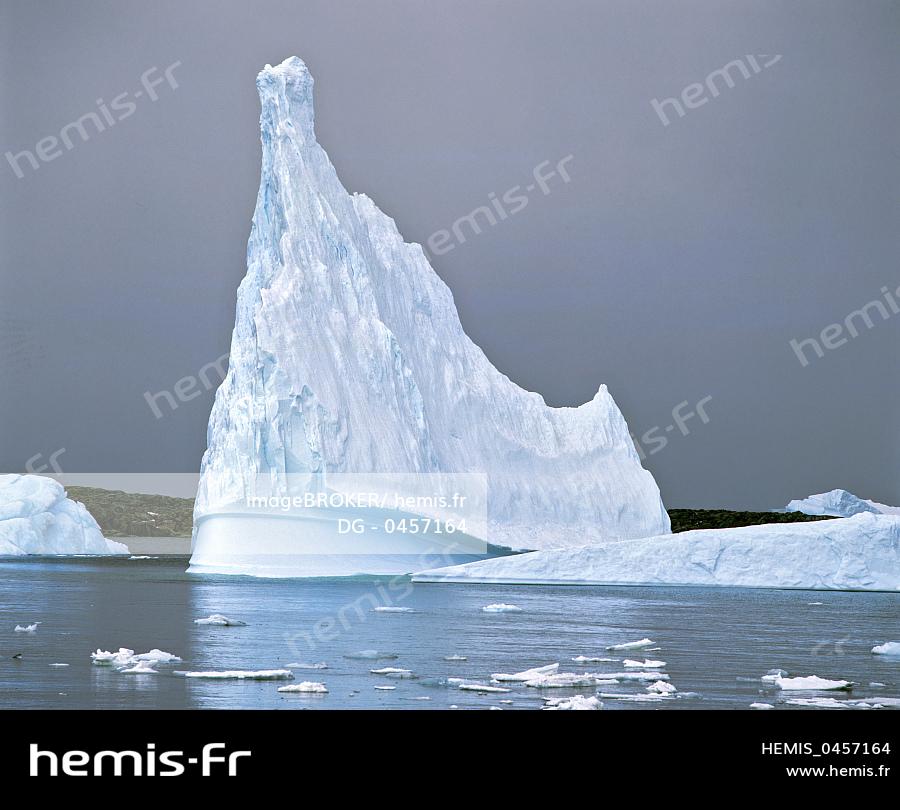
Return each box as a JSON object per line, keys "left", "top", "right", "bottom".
{"left": 256, "top": 56, "right": 316, "bottom": 142}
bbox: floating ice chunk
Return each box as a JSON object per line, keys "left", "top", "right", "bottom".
{"left": 49, "top": 663, "right": 69, "bottom": 667}
{"left": 344, "top": 650, "right": 398, "bottom": 660}
{"left": 499, "top": 699, "right": 513, "bottom": 705}
{"left": 492, "top": 663, "right": 559, "bottom": 682}
{"left": 91, "top": 648, "right": 137, "bottom": 666}
{"left": 119, "top": 660, "right": 158, "bottom": 674}
{"left": 543, "top": 695, "right": 603, "bottom": 710}
{"left": 851, "top": 697, "right": 900, "bottom": 707}
{"left": 129, "top": 556, "right": 153, "bottom": 560}
{"left": 278, "top": 681, "right": 328, "bottom": 693}
{"left": 176, "top": 669, "right": 293, "bottom": 680}
{"left": 14, "top": 623, "right": 40, "bottom": 633}
{"left": 458, "top": 683, "right": 511, "bottom": 693}
{"left": 373, "top": 606, "right": 415, "bottom": 613}
{"left": 524, "top": 673, "right": 605, "bottom": 689}
{"left": 601, "top": 671, "right": 671, "bottom": 682}
{"left": 784, "top": 697, "right": 851, "bottom": 709}
{"left": 750, "top": 702, "right": 774, "bottom": 710}
{"left": 598, "top": 692, "right": 669, "bottom": 702}
{"left": 871, "top": 641, "right": 900, "bottom": 656}
{"left": 775, "top": 675, "right": 852, "bottom": 691}
{"left": 761, "top": 668, "right": 789, "bottom": 683}
{"left": 134, "top": 649, "right": 182, "bottom": 663}
{"left": 647, "top": 680, "right": 676, "bottom": 694}
{"left": 286, "top": 661, "right": 328, "bottom": 670}
{"left": 870, "top": 682, "right": 886, "bottom": 688}
{"left": 623, "top": 658, "right": 666, "bottom": 669}
{"left": 606, "top": 639, "right": 654, "bottom": 651}
{"left": 807, "top": 602, "right": 823, "bottom": 606}
{"left": 482, "top": 604, "right": 522, "bottom": 613}
{"left": 444, "top": 654, "right": 467, "bottom": 661}
{"left": 193, "top": 614, "right": 247, "bottom": 626}
{"left": 571, "top": 655, "right": 617, "bottom": 664}
{"left": 369, "top": 667, "right": 414, "bottom": 678}
{"left": 374, "top": 685, "right": 396, "bottom": 691}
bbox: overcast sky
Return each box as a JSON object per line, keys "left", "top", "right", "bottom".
{"left": 1, "top": 0, "right": 897, "bottom": 508}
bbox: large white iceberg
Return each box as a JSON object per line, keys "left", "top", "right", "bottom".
{"left": 0, "top": 474, "right": 126, "bottom": 556}
{"left": 786, "top": 489, "right": 900, "bottom": 517}
{"left": 189, "top": 57, "right": 668, "bottom": 577}
{"left": 412, "top": 513, "right": 900, "bottom": 591}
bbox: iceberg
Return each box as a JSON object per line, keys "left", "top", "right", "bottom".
{"left": 278, "top": 681, "right": 328, "bottom": 693}
{"left": 413, "top": 513, "right": 900, "bottom": 591}
{"left": 0, "top": 475, "right": 126, "bottom": 556}
{"left": 774, "top": 675, "right": 852, "bottom": 691}
{"left": 189, "top": 57, "right": 668, "bottom": 578}
{"left": 871, "top": 642, "right": 900, "bottom": 656}
{"left": 786, "top": 489, "right": 900, "bottom": 517}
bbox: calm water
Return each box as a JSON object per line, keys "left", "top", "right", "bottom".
{"left": 1, "top": 555, "right": 898, "bottom": 710}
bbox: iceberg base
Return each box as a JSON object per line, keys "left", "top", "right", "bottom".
{"left": 188, "top": 511, "right": 502, "bottom": 578}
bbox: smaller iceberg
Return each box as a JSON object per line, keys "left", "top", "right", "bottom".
{"left": 871, "top": 642, "right": 900, "bottom": 656}
{"left": 413, "top": 513, "right": 900, "bottom": 591}
{"left": 0, "top": 475, "right": 126, "bottom": 556}
{"left": 786, "top": 489, "right": 900, "bottom": 517}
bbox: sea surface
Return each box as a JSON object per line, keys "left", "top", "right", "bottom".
{"left": 1, "top": 554, "right": 898, "bottom": 710}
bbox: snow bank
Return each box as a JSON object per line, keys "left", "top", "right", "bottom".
{"left": 786, "top": 489, "right": 900, "bottom": 517}
{"left": 0, "top": 475, "right": 126, "bottom": 556}
{"left": 413, "top": 513, "right": 900, "bottom": 591}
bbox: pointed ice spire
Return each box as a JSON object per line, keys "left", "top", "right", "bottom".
{"left": 256, "top": 56, "right": 316, "bottom": 144}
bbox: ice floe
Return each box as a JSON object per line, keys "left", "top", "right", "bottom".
{"left": 369, "top": 667, "right": 414, "bottom": 678}
{"left": 14, "top": 623, "right": 40, "bottom": 633}
{"left": 783, "top": 697, "right": 852, "bottom": 709}
{"left": 647, "top": 680, "right": 676, "bottom": 694}
{"left": 373, "top": 606, "right": 414, "bottom": 613}
{"left": 286, "top": 661, "right": 328, "bottom": 670}
{"left": 623, "top": 658, "right": 666, "bottom": 669}
{"left": 374, "top": 685, "right": 396, "bottom": 691}
{"left": 134, "top": 649, "right": 182, "bottom": 663}
{"left": 278, "top": 682, "right": 328, "bottom": 693}
{"left": 750, "top": 702, "right": 774, "bottom": 710}
{"left": 481, "top": 603, "right": 522, "bottom": 613}
{"left": 606, "top": 639, "right": 655, "bottom": 651}
{"left": 491, "top": 663, "right": 559, "bottom": 682}
{"left": 193, "top": 614, "right": 247, "bottom": 626}
{"left": 458, "top": 683, "right": 511, "bottom": 693}
{"left": 344, "top": 650, "right": 398, "bottom": 660}
{"left": 774, "top": 675, "right": 852, "bottom": 691}
{"left": 543, "top": 695, "right": 603, "bottom": 710}
{"left": 572, "top": 655, "right": 617, "bottom": 664}
{"left": 49, "top": 663, "right": 69, "bottom": 667}
{"left": 871, "top": 641, "right": 900, "bottom": 656}
{"left": 119, "top": 661, "right": 158, "bottom": 675}
{"left": 444, "top": 654, "right": 467, "bottom": 661}
{"left": 176, "top": 669, "right": 293, "bottom": 680}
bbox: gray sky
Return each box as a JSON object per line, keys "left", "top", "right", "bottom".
{"left": 1, "top": 0, "right": 898, "bottom": 509}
